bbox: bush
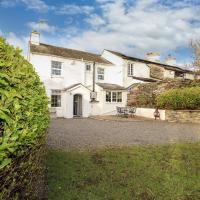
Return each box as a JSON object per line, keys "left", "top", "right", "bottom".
{"left": 0, "top": 37, "right": 49, "bottom": 199}
{"left": 156, "top": 87, "right": 200, "bottom": 110}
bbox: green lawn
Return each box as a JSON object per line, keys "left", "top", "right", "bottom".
{"left": 47, "top": 143, "right": 200, "bottom": 200}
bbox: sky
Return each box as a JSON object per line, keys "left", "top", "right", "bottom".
{"left": 0, "top": 0, "right": 200, "bottom": 68}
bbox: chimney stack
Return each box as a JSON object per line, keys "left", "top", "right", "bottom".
{"left": 145, "top": 52, "right": 160, "bottom": 62}
{"left": 164, "top": 55, "right": 176, "bottom": 65}
{"left": 30, "top": 31, "right": 40, "bottom": 45}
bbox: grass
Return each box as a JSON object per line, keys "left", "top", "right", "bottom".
{"left": 47, "top": 143, "right": 200, "bottom": 200}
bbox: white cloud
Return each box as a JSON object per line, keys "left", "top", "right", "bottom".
{"left": 6, "top": 32, "right": 28, "bottom": 56}
{"left": 0, "top": 0, "right": 52, "bottom": 12}
{"left": 85, "top": 14, "right": 106, "bottom": 27}
{"left": 21, "top": 0, "right": 52, "bottom": 12}
{"left": 27, "top": 21, "right": 56, "bottom": 33}
{"left": 59, "top": 0, "right": 200, "bottom": 61}
{"left": 57, "top": 4, "right": 94, "bottom": 15}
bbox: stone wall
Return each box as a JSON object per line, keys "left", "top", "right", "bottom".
{"left": 166, "top": 110, "right": 200, "bottom": 123}
{"left": 148, "top": 64, "right": 164, "bottom": 80}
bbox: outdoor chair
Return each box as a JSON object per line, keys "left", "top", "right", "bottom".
{"left": 128, "top": 107, "right": 136, "bottom": 117}
{"left": 116, "top": 106, "right": 129, "bottom": 117}
{"left": 116, "top": 106, "right": 123, "bottom": 116}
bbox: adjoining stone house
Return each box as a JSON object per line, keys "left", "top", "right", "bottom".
{"left": 28, "top": 31, "right": 198, "bottom": 118}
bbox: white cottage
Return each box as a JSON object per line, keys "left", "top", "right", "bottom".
{"left": 28, "top": 32, "right": 128, "bottom": 118}
{"left": 28, "top": 31, "right": 197, "bottom": 118}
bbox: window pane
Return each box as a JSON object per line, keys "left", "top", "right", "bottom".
{"left": 117, "top": 92, "right": 122, "bottom": 102}
{"left": 51, "top": 90, "right": 61, "bottom": 107}
{"left": 86, "top": 64, "right": 91, "bottom": 71}
{"left": 106, "top": 91, "right": 111, "bottom": 102}
{"left": 128, "top": 63, "right": 133, "bottom": 76}
{"left": 97, "top": 68, "right": 104, "bottom": 80}
{"left": 51, "top": 61, "right": 62, "bottom": 75}
{"left": 112, "top": 92, "right": 117, "bottom": 102}
{"left": 98, "top": 74, "right": 104, "bottom": 80}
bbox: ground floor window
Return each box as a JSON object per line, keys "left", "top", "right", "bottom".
{"left": 106, "top": 91, "right": 122, "bottom": 103}
{"left": 51, "top": 90, "right": 61, "bottom": 107}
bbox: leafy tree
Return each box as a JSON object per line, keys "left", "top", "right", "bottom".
{"left": 0, "top": 37, "right": 49, "bottom": 169}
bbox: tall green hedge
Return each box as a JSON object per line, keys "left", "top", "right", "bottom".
{"left": 156, "top": 87, "right": 200, "bottom": 110}
{"left": 0, "top": 37, "right": 49, "bottom": 198}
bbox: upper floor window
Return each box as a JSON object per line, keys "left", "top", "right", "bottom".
{"left": 51, "top": 89, "right": 61, "bottom": 107}
{"left": 128, "top": 63, "right": 134, "bottom": 76}
{"left": 97, "top": 68, "right": 104, "bottom": 80}
{"left": 85, "top": 63, "right": 91, "bottom": 71}
{"left": 51, "top": 61, "right": 62, "bottom": 76}
{"left": 106, "top": 91, "right": 122, "bottom": 103}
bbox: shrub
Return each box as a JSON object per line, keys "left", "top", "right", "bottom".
{"left": 0, "top": 37, "right": 49, "bottom": 198}
{"left": 156, "top": 87, "right": 200, "bottom": 110}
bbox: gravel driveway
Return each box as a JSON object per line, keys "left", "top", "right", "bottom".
{"left": 48, "top": 118, "right": 200, "bottom": 150}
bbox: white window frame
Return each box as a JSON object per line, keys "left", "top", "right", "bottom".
{"left": 128, "top": 63, "right": 134, "bottom": 76}
{"left": 51, "top": 89, "right": 61, "bottom": 107}
{"left": 51, "top": 61, "right": 62, "bottom": 76}
{"left": 106, "top": 91, "right": 122, "bottom": 103}
{"left": 97, "top": 67, "right": 104, "bottom": 80}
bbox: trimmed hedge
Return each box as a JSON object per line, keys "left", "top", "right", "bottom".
{"left": 0, "top": 37, "right": 49, "bottom": 198}
{"left": 156, "top": 87, "right": 200, "bottom": 110}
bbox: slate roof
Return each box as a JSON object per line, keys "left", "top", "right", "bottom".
{"left": 132, "top": 76, "right": 158, "bottom": 82}
{"left": 106, "top": 50, "right": 192, "bottom": 73}
{"left": 30, "top": 43, "right": 112, "bottom": 65}
{"left": 97, "top": 83, "right": 125, "bottom": 90}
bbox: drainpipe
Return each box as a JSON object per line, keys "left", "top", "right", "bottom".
{"left": 90, "top": 62, "right": 98, "bottom": 102}
{"left": 93, "top": 61, "right": 96, "bottom": 92}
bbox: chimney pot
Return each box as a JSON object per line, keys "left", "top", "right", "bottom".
{"left": 30, "top": 31, "right": 40, "bottom": 45}
{"left": 145, "top": 52, "right": 160, "bottom": 62}
{"left": 164, "top": 55, "right": 176, "bottom": 65}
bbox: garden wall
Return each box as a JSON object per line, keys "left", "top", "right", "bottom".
{"left": 135, "top": 108, "right": 165, "bottom": 120}
{"left": 166, "top": 110, "right": 200, "bottom": 123}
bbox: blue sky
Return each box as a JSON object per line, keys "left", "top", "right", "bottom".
{"left": 0, "top": 0, "right": 200, "bottom": 68}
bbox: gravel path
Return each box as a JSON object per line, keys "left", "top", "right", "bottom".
{"left": 47, "top": 118, "right": 200, "bottom": 150}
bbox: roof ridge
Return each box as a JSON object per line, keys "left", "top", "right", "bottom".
{"left": 40, "top": 43, "right": 101, "bottom": 57}
{"left": 105, "top": 49, "right": 191, "bottom": 72}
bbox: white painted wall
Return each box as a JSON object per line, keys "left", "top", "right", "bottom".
{"left": 164, "top": 70, "right": 175, "bottom": 79}
{"left": 63, "top": 85, "right": 92, "bottom": 118}
{"left": 123, "top": 61, "right": 149, "bottom": 87}
{"left": 102, "top": 51, "right": 149, "bottom": 87}
{"left": 91, "top": 85, "right": 128, "bottom": 116}
{"left": 184, "top": 73, "right": 194, "bottom": 80}
{"left": 135, "top": 108, "right": 165, "bottom": 120}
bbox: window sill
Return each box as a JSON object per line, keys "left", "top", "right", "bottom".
{"left": 51, "top": 75, "right": 64, "bottom": 79}
{"left": 105, "top": 102, "right": 123, "bottom": 104}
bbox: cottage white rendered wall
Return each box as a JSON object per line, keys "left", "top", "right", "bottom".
{"left": 123, "top": 61, "right": 149, "bottom": 87}
{"left": 102, "top": 50, "right": 149, "bottom": 87}
{"left": 101, "top": 91, "right": 127, "bottom": 115}
{"left": 164, "top": 70, "right": 175, "bottom": 79}
{"left": 102, "top": 50, "right": 124, "bottom": 66}
{"left": 101, "top": 50, "right": 124, "bottom": 86}
{"left": 184, "top": 73, "right": 194, "bottom": 80}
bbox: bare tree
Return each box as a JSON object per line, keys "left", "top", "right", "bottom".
{"left": 191, "top": 40, "right": 200, "bottom": 73}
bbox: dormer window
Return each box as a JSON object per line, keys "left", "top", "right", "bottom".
{"left": 128, "top": 63, "right": 134, "bottom": 76}
{"left": 51, "top": 61, "right": 62, "bottom": 76}
{"left": 97, "top": 68, "right": 104, "bottom": 80}
{"left": 85, "top": 63, "right": 91, "bottom": 71}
